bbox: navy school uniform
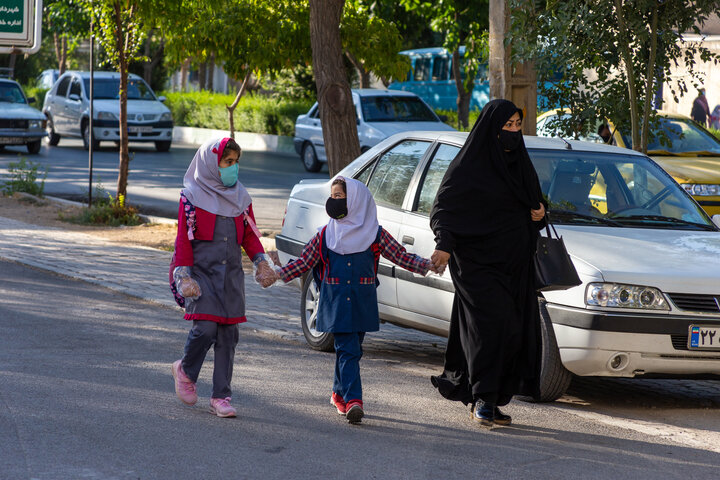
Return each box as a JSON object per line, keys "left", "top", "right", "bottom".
{"left": 280, "top": 226, "right": 431, "bottom": 404}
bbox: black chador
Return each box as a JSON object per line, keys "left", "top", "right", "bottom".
{"left": 430, "top": 99, "right": 546, "bottom": 407}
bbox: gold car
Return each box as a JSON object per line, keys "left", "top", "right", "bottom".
{"left": 537, "top": 110, "right": 720, "bottom": 216}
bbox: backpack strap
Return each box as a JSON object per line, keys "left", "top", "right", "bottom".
{"left": 312, "top": 226, "right": 328, "bottom": 287}
{"left": 370, "top": 226, "right": 383, "bottom": 286}
{"left": 180, "top": 192, "right": 197, "bottom": 241}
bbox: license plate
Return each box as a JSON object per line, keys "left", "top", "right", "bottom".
{"left": 688, "top": 325, "right": 720, "bottom": 350}
{"left": 0, "top": 137, "right": 26, "bottom": 145}
{"left": 128, "top": 126, "right": 152, "bottom": 133}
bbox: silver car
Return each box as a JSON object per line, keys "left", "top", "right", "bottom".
{"left": 0, "top": 77, "right": 47, "bottom": 154}
{"left": 293, "top": 89, "right": 455, "bottom": 172}
{"left": 276, "top": 131, "right": 720, "bottom": 401}
{"left": 42, "top": 71, "right": 173, "bottom": 151}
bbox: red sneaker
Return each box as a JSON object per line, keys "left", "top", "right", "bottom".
{"left": 345, "top": 399, "right": 364, "bottom": 424}
{"left": 331, "top": 392, "right": 347, "bottom": 415}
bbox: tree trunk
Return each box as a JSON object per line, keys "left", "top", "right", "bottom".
{"left": 613, "top": 0, "right": 640, "bottom": 151}
{"left": 345, "top": 51, "right": 370, "bottom": 88}
{"left": 452, "top": 49, "right": 471, "bottom": 129}
{"left": 226, "top": 71, "right": 251, "bottom": 139}
{"left": 198, "top": 61, "right": 207, "bottom": 91}
{"left": 310, "top": 0, "right": 360, "bottom": 177}
{"left": 640, "top": 5, "right": 659, "bottom": 154}
{"left": 113, "top": 1, "right": 134, "bottom": 202}
{"left": 180, "top": 58, "right": 190, "bottom": 92}
{"left": 207, "top": 53, "right": 215, "bottom": 92}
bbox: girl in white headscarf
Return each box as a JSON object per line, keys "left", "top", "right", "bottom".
{"left": 260, "top": 176, "right": 437, "bottom": 424}
{"left": 170, "top": 137, "right": 273, "bottom": 418}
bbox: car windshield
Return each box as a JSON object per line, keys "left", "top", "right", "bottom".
{"left": 361, "top": 96, "right": 438, "bottom": 122}
{"left": 82, "top": 78, "right": 156, "bottom": 100}
{"left": 619, "top": 116, "right": 720, "bottom": 154}
{"left": 530, "top": 150, "right": 716, "bottom": 230}
{"left": 0, "top": 83, "right": 26, "bottom": 104}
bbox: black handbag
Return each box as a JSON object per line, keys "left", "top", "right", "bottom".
{"left": 534, "top": 217, "right": 582, "bottom": 291}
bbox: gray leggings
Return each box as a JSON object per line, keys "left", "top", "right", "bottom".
{"left": 181, "top": 321, "right": 239, "bottom": 399}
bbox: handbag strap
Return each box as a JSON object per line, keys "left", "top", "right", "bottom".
{"left": 543, "top": 212, "right": 560, "bottom": 239}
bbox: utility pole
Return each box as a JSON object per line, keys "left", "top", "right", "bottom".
{"left": 489, "top": 0, "right": 537, "bottom": 136}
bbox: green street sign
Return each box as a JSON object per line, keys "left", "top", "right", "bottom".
{"left": 0, "top": 0, "right": 42, "bottom": 53}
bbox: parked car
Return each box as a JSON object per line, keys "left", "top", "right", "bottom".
{"left": 537, "top": 110, "right": 720, "bottom": 216}
{"left": 36, "top": 69, "right": 59, "bottom": 90}
{"left": 276, "top": 131, "right": 720, "bottom": 402}
{"left": 42, "top": 71, "right": 173, "bottom": 151}
{"left": 0, "top": 77, "right": 47, "bottom": 154}
{"left": 293, "top": 89, "right": 455, "bottom": 172}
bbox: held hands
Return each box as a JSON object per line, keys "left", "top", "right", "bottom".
{"left": 255, "top": 260, "right": 279, "bottom": 288}
{"left": 531, "top": 203, "right": 546, "bottom": 222}
{"left": 430, "top": 249, "right": 451, "bottom": 275}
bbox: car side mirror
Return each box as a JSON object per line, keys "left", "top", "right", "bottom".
{"left": 438, "top": 114, "right": 449, "bottom": 122}
{"left": 68, "top": 93, "right": 80, "bottom": 102}
{"left": 158, "top": 95, "right": 166, "bottom": 102}
{"left": 27, "top": 96, "right": 36, "bottom": 104}
{"left": 712, "top": 214, "right": 720, "bottom": 229}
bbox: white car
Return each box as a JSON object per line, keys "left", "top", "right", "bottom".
{"left": 276, "top": 131, "right": 720, "bottom": 401}
{"left": 42, "top": 71, "right": 173, "bottom": 151}
{"left": 0, "top": 77, "right": 47, "bottom": 154}
{"left": 293, "top": 89, "right": 455, "bottom": 172}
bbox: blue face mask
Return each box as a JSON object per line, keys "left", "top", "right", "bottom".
{"left": 219, "top": 163, "right": 239, "bottom": 187}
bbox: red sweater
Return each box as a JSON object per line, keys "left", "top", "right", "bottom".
{"left": 174, "top": 203, "right": 265, "bottom": 266}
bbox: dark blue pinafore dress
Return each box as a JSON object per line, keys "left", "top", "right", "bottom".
{"left": 314, "top": 226, "right": 382, "bottom": 402}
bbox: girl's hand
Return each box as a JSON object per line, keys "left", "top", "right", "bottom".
{"left": 431, "top": 249, "right": 450, "bottom": 275}
{"left": 178, "top": 277, "right": 202, "bottom": 299}
{"left": 531, "top": 203, "right": 546, "bottom": 222}
{"left": 255, "top": 261, "right": 279, "bottom": 288}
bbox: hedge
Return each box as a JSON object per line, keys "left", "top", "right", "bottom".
{"left": 161, "top": 91, "right": 313, "bottom": 137}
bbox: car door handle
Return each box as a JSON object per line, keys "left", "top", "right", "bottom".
{"left": 401, "top": 235, "right": 414, "bottom": 245}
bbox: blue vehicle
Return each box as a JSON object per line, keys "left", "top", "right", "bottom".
{"left": 388, "top": 47, "right": 489, "bottom": 111}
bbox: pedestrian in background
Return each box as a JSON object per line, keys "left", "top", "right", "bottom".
{"left": 691, "top": 88, "right": 710, "bottom": 127}
{"left": 258, "top": 177, "right": 437, "bottom": 424}
{"left": 170, "top": 137, "right": 274, "bottom": 418}
{"left": 429, "top": 99, "right": 546, "bottom": 427}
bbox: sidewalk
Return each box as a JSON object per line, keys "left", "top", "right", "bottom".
{"left": 0, "top": 215, "right": 445, "bottom": 355}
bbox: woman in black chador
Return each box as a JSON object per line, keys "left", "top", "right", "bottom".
{"left": 429, "top": 99, "right": 546, "bottom": 427}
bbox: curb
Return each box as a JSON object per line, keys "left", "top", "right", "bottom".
{"left": 172, "top": 126, "right": 296, "bottom": 155}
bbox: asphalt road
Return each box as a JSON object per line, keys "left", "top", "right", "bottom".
{"left": 2, "top": 259, "right": 719, "bottom": 480}
{"left": 0, "top": 139, "right": 328, "bottom": 230}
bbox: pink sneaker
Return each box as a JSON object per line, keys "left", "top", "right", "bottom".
{"left": 172, "top": 360, "right": 197, "bottom": 406}
{"left": 209, "top": 397, "right": 237, "bottom": 418}
{"left": 331, "top": 392, "right": 347, "bottom": 415}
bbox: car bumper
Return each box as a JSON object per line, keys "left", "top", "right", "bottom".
{"left": 0, "top": 130, "right": 47, "bottom": 144}
{"left": 293, "top": 137, "right": 303, "bottom": 155}
{"left": 547, "top": 303, "right": 720, "bottom": 378}
{"left": 92, "top": 125, "right": 173, "bottom": 142}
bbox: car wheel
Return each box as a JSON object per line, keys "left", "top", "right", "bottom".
{"left": 302, "top": 142, "right": 321, "bottom": 173}
{"left": 26, "top": 140, "right": 42, "bottom": 154}
{"left": 300, "top": 274, "right": 334, "bottom": 352}
{"left": 82, "top": 121, "right": 100, "bottom": 150}
{"left": 521, "top": 300, "right": 573, "bottom": 403}
{"left": 46, "top": 116, "right": 60, "bottom": 146}
{"left": 155, "top": 141, "right": 171, "bottom": 152}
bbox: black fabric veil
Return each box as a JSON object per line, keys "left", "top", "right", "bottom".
{"left": 430, "top": 99, "right": 544, "bottom": 252}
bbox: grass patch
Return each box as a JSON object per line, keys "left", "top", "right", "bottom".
{"left": 1, "top": 157, "right": 47, "bottom": 197}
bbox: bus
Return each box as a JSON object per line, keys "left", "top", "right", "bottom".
{"left": 387, "top": 47, "right": 489, "bottom": 111}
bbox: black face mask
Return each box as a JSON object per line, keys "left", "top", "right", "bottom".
{"left": 499, "top": 129, "right": 523, "bottom": 151}
{"left": 325, "top": 197, "right": 348, "bottom": 219}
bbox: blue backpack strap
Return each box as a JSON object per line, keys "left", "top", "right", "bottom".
{"left": 370, "top": 226, "right": 383, "bottom": 287}
{"left": 312, "top": 226, "right": 328, "bottom": 287}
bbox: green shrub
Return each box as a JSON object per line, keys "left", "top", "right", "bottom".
{"left": 23, "top": 85, "right": 50, "bottom": 107}
{"left": 436, "top": 109, "right": 481, "bottom": 132}
{"left": 161, "top": 91, "right": 313, "bottom": 136}
{"left": 709, "top": 127, "right": 720, "bottom": 140}
{"left": 1, "top": 157, "right": 47, "bottom": 196}
{"left": 65, "top": 192, "right": 142, "bottom": 227}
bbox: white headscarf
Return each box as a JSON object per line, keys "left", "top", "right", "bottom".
{"left": 324, "top": 176, "right": 380, "bottom": 255}
{"left": 182, "top": 137, "right": 252, "bottom": 217}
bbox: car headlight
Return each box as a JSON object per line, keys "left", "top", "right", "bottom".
{"left": 29, "top": 120, "right": 42, "bottom": 129}
{"left": 681, "top": 183, "right": 720, "bottom": 196}
{"left": 160, "top": 112, "right": 172, "bottom": 121}
{"left": 97, "top": 111, "right": 118, "bottom": 120}
{"left": 585, "top": 283, "right": 669, "bottom": 310}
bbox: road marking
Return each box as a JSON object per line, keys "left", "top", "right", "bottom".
{"left": 555, "top": 406, "right": 720, "bottom": 453}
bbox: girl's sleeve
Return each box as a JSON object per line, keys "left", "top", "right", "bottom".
{"left": 379, "top": 228, "right": 431, "bottom": 275}
{"left": 241, "top": 204, "right": 265, "bottom": 261}
{"left": 174, "top": 202, "right": 194, "bottom": 266}
{"left": 279, "top": 232, "right": 322, "bottom": 282}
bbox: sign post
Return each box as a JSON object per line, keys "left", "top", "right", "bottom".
{"left": 0, "top": 0, "right": 43, "bottom": 54}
